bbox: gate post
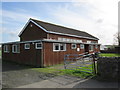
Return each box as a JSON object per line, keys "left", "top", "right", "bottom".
{"left": 92, "top": 54, "right": 96, "bottom": 74}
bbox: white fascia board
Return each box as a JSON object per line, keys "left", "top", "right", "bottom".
{"left": 18, "top": 19, "right": 49, "bottom": 37}
{"left": 18, "top": 19, "right": 31, "bottom": 37}
{"left": 1, "top": 40, "right": 42, "bottom": 45}
{"left": 48, "top": 31, "right": 99, "bottom": 40}
{"left": 30, "top": 20, "right": 48, "bottom": 32}
{"left": 1, "top": 39, "right": 101, "bottom": 45}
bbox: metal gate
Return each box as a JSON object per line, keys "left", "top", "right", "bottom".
{"left": 64, "top": 53, "right": 98, "bottom": 74}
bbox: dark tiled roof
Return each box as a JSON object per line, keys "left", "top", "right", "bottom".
{"left": 31, "top": 18, "right": 99, "bottom": 40}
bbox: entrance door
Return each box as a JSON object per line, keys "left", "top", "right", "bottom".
{"left": 84, "top": 44, "right": 89, "bottom": 53}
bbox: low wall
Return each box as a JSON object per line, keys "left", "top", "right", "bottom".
{"left": 100, "top": 49, "right": 116, "bottom": 53}
{"left": 97, "top": 57, "right": 120, "bottom": 81}
{"left": 115, "top": 46, "right": 120, "bottom": 54}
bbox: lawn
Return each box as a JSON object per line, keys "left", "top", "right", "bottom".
{"left": 99, "top": 53, "right": 120, "bottom": 57}
{"left": 32, "top": 64, "right": 94, "bottom": 78}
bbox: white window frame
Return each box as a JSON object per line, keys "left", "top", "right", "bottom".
{"left": 71, "top": 44, "right": 77, "bottom": 49}
{"left": 35, "top": 42, "right": 42, "bottom": 49}
{"left": 60, "top": 44, "right": 66, "bottom": 51}
{"left": 24, "top": 43, "right": 30, "bottom": 49}
{"left": 12, "top": 44, "right": 20, "bottom": 53}
{"left": 53, "top": 43, "right": 66, "bottom": 51}
{"left": 4, "top": 45, "right": 9, "bottom": 53}
{"left": 80, "top": 44, "right": 84, "bottom": 49}
{"left": 89, "top": 45, "right": 94, "bottom": 51}
{"left": 53, "top": 43, "right": 60, "bottom": 51}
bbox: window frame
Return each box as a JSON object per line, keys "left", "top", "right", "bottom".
{"left": 24, "top": 43, "right": 30, "bottom": 49}
{"left": 89, "top": 45, "right": 94, "bottom": 51}
{"left": 53, "top": 43, "right": 60, "bottom": 51}
{"left": 12, "top": 44, "right": 20, "bottom": 53}
{"left": 60, "top": 44, "right": 66, "bottom": 51}
{"left": 71, "top": 44, "right": 77, "bottom": 49}
{"left": 35, "top": 42, "right": 42, "bottom": 49}
{"left": 80, "top": 44, "right": 84, "bottom": 49}
{"left": 53, "top": 43, "right": 66, "bottom": 51}
{"left": 95, "top": 45, "right": 98, "bottom": 49}
{"left": 4, "top": 45, "right": 9, "bottom": 53}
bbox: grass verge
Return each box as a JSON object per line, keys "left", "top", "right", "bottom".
{"left": 32, "top": 64, "right": 94, "bottom": 78}
{"left": 99, "top": 53, "right": 120, "bottom": 57}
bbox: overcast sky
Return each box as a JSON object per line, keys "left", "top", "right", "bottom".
{"left": 1, "top": 0, "right": 119, "bottom": 45}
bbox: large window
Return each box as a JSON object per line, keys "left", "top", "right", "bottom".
{"left": 4, "top": 45, "right": 9, "bottom": 53}
{"left": 53, "top": 43, "right": 66, "bottom": 51}
{"left": 36, "top": 43, "right": 42, "bottom": 49}
{"left": 89, "top": 45, "right": 93, "bottom": 51}
{"left": 80, "top": 44, "right": 84, "bottom": 49}
{"left": 24, "top": 43, "right": 30, "bottom": 49}
{"left": 12, "top": 44, "right": 20, "bottom": 53}
{"left": 71, "top": 44, "right": 76, "bottom": 49}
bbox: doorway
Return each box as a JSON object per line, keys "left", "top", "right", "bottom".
{"left": 84, "top": 44, "right": 89, "bottom": 53}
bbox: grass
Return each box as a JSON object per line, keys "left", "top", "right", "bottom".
{"left": 32, "top": 64, "right": 94, "bottom": 78}
{"left": 0, "top": 50, "right": 1, "bottom": 56}
{"left": 99, "top": 53, "right": 120, "bottom": 57}
{"left": 60, "top": 69, "right": 94, "bottom": 78}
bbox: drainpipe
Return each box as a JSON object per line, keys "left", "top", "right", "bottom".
{"left": 40, "top": 42, "right": 44, "bottom": 68}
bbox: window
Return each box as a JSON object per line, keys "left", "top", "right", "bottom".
{"left": 53, "top": 43, "right": 60, "bottom": 51}
{"left": 4, "top": 45, "right": 9, "bottom": 53}
{"left": 12, "top": 44, "right": 20, "bottom": 53}
{"left": 89, "top": 45, "right": 93, "bottom": 51}
{"left": 80, "top": 44, "right": 84, "bottom": 49}
{"left": 53, "top": 43, "right": 66, "bottom": 51}
{"left": 87, "top": 41, "right": 91, "bottom": 44}
{"left": 36, "top": 43, "right": 42, "bottom": 49}
{"left": 60, "top": 44, "right": 66, "bottom": 51}
{"left": 95, "top": 45, "right": 98, "bottom": 49}
{"left": 25, "top": 43, "right": 30, "bottom": 49}
{"left": 71, "top": 44, "right": 76, "bottom": 49}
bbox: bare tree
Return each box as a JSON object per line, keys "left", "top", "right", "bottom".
{"left": 114, "top": 32, "right": 120, "bottom": 46}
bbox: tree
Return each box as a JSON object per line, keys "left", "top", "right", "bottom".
{"left": 113, "top": 32, "right": 120, "bottom": 46}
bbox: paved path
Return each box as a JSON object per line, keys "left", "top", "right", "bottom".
{"left": 17, "top": 75, "right": 85, "bottom": 88}
{"left": 17, "top": 75, "right": 119, "bottom": 88}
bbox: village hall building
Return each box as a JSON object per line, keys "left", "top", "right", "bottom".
{"left": 2, "top": 18, "right": 100, "bottom": 67}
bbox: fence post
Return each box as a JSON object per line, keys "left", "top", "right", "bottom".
{"left": 92, "top": 54, "right": 96, "bottom": 74}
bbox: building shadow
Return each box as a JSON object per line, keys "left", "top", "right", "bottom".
{"left": 2, "top": 60, "right": 33, "bottom": 72}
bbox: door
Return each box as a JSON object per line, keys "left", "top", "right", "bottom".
{"left": 35, "top": 42, "right": 42, "bottom": 67}
{"left": 84, "top": 44, "right": 89, "bottom": 53}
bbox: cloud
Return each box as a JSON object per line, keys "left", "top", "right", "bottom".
{"left": 48, "top": 0, "right": 118, "bottom": 45}
{"left": 1, "top": 1, "right": 119, "bottom": 45}
{"left": 1, "top": 8, "right": 40, "bottom": 43}
{"left": 96, "top": 19, "right": 104, "bottom": 23}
